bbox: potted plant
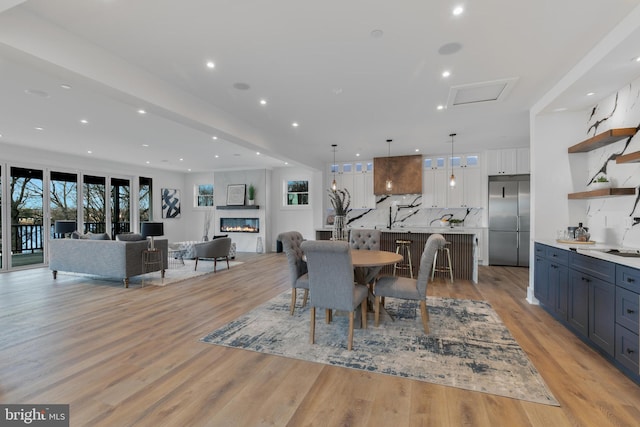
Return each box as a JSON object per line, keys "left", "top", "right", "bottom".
{"left": 248, "top": 184, "right": 256, "bottom": 205}
{"left": 327, "top": 188, "right": 351, "bottom": 240}
{"left": 590, "top": 175, "right": 610, "bottom": 190}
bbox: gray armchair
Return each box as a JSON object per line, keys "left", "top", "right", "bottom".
{"left": 374, "top": 233, "right": 447, "bottom": 333}
{"left": 300, "top": 240, "right": 368, "bottom": 351}
{"left": 278, "top": 231, "right": 309, "bottom": 315}
{"left": 194, "top": 237, "right": 232, "bottom": 272}
{"left": 349, "top": 228, "right": 382, "bottom": 285}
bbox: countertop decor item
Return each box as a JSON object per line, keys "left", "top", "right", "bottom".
{"left": 590, "top": 174, "right": 610, "bottom": 191}
{"left": 328, "top": 188, "right": 351, "bottom": 241}
{"left": 247, "top": 184, "right": 256, "bottom": 205}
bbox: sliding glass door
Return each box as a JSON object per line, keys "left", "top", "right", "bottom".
{"left": 83, "top": 175, "right": 106, "bottom": 234}
{"left": 111, "top": 177, "right": 131, "bottom": 237}
{"left": 10, "top": 167, "right": 44, "bottom": 267}
{"left": 50, "top": 171, "right": 78, "bottom": 238}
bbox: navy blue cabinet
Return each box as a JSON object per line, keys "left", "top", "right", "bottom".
{"left": 615, "top": 265, "right": 640, "bottom": 375}
{"left": 568, "top": 268, "right": 589, "bottom": 337}
{"left": 534, "top": 243, "right": 568, "bottom": 320}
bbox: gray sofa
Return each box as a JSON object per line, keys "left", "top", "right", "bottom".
{"left": 49, "top": 238, "right": 168, "bottom": 287}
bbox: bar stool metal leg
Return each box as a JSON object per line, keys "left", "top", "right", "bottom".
{"left": 431, "top": 246, "right": 453, "bottom": 283}
{"left": 393, "top": 240, "right": 413, "bottom": 278}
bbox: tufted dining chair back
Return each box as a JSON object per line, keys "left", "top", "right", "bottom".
{"left": 349, "top": 229, "right": 381, "bottom": 251}
{"left": 277, "top": 231, "right": 309, "bottom": 315}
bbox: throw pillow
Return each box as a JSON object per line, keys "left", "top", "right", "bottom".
{"left": 89, "top": 232, "right": 111, "bottom": 240}
{"left": 71, "top": 231, "right": 81, "bottom": 239}
{"left": 116, "top": 233, "right": 145, "bottom": 241}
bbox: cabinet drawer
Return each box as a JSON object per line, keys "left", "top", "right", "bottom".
{"left": 616, "top": 286, "right": 639, "bottom": 332}
{"left": 569, "top": 252, "right": 615, "bottom": 283}
{"left": 546, "top": 246, "right": 568, "bottom": 265}
{"left": 617, "top": 265, "right": 640, "bottom": 293}
{"left": 615, "top": 324, "right": 639, "bottom": 374}
{"left": 534, "top": 243, "right": 546, "bottom": 257}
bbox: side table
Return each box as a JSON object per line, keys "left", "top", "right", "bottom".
{"left": 142, "top": 249, "right": 163, "bottom": 287}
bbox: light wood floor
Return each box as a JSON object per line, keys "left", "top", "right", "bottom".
{"left": 1, "top": 253, "right": 639, "bottom": 426}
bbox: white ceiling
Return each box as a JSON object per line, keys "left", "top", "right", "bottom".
{"left": 1, "top": 0, "right": 640, "bottom": 173}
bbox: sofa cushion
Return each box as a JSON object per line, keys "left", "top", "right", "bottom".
{"left": 116, "top": 233, "right": 145, "bottom": 241}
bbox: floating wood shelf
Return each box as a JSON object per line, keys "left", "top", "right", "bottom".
{"left": 616, "top": 151, "right": 640, "bottom": 164}
{"left": 216, "top": 205, "right": 260, "bottom": 210}
{"left": 568, "top": 188, "right": 636, "bottom": 199}
{"left": 567, "top": 128, "right": 637, "bottom": 153}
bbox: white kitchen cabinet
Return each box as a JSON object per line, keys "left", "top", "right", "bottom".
{"left": 328, "top": 160, "right": 374, "bottom": 209}
{"left": 423, "top": 169, "right": 448, "bottom": 208}
{"left": 352, "top": 170, "right": 375, "bottom": 208}
{"left": 487, "top": 148, "right": 529, "bottom": 175}
{"left": 447, "top": 167, "right": 483, "bottom": 208}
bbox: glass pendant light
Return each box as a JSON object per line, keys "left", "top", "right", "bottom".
{"left": 449, "top": 133, "right": 456, "bottom": 187}
{"left": 385, "top": 139, "right": 393, "bottom": 192}
{"left": 331, "top": 144, "right": 338, "bottom": 191}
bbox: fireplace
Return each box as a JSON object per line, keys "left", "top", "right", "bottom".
{"left": 220, "top": 217, "right": 259, "bottom": 233}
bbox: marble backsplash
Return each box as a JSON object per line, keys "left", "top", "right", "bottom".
{"left": 333, "top": 194, "right": 483, "bottom": 230}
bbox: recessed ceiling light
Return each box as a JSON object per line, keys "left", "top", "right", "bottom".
{"left": 212, "top": 136, "right": 218, "bottom": 140}
{"left": 142, "top": 144, "right": 149, "bottom": 147}
{"left": 87, "top": 150, "right": 92, "bottom": 154}
{"left": 292, "top": 122, "right": 299, "bottom": 127}
{"left": 256, "top": 152, "right": 260, "bottom": 155}
{"left": 215, "top": 155, "right": 219, "bottom": 158}
{"left": 60, "top": 84, "right": 72, "bottom": 90}
{"left": 179, "top": 158, "right": 184, "bottom": 161}
{"left": 188, "top": 168, "right": 192, "bottom": 172}
{"left": 586, "top": 92, "right": 595, "bottom": 96}
{"left": 259, "top": 99, "right": 267, "bottom": 105}
{"left": 635, "top": 56, "right": 640, "bottom": 62}
{"left": 138, "top": 109, "right": 147, "bottom": 114}
{"left": 442, "top": 70, "right": 451, "bottom": 78}
{"left": 453, "top": 6, "right": 464, "bottom": 16}
{"left": 206, "top": 60, "right": 215, "bottom": 69}
{"left": 284, "top": 162, "right": 288, "bottom": 165}
{"left": 0, "top": 133, "right": 3, "bottom": 138}
{"left": 415, "top": 148, "right": 420, "bottom": 152}
{"left": 356, "top": 153, "right": 360, "bottom": 157}
{"left": 34, "top": 127, "right": 43, "bottom": 131}
{"left": 80, "top": 119, "right": 88, "bottom": 124}
{"left": 437, "top": 105, "right": 445, "bottom": 110}
{"left": 146, "top": 161, "right": 150, "bottom": 164}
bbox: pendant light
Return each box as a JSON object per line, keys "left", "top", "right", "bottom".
{"left": 331, "top": 144, "right": 338, "bottom": 191}
{"left": 385, "top": 139, "right": 393, "bottom": 192}
{"left": 449, "top": 133, "right": 457, "bottom": 187}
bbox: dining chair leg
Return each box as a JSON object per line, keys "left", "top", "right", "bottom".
{"left": 214, "top": 258, "right": 218, "bottom": 272}
{"left": 302, "top": 289, "right": 309, "bottom": 308}
{"left": 194, "top": 257, "right": 199, "bottom": 271}
{"left": 290, "top": 289, "right": 297, "bottom": 315}
{"left": 325, "top": 309, "right": 332, "bottom": 324}
{"left": 361, "top": 300, "right": 367, "bottom": 329}
{"left": 310, "top": 307, "right": 316, "bottom": 344}
{"left": 420, "top": 300, "right": 430, "bottom": 334}
{"left": 374, "top": 296, "right": 381, "bottom": 327}
{"left": 225, "top": 256, "right": 230, "bottom": 270}
{"left": 348, "top": 312, "right": 354, "bottom": 351}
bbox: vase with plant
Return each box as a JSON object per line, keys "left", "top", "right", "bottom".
{"left": 328, "top": 188, "right": 351, "bottom": 241}
{"left": 248, "top": 184, "right": 256, "bottom": 205}
{"left": 590, "top": 175, "right": 610, "bottom": 191}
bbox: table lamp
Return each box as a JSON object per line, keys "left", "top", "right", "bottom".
{"left": 141, "top": 222, "right": 164, "bottom": 250}
{"left": 54, "top": 220, "right": 77, "bottom": 238}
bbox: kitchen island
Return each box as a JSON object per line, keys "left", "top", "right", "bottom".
{"left": 316, "top": 227, "right": 479, "bottom": 282}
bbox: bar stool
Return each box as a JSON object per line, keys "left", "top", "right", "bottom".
{"left": 393, "top": 239, "right": 413, "bottom": 278}
{"left": 431, "top": 242, "right": 453, "bottom": 283}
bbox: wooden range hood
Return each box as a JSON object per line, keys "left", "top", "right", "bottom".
{"left": 373, "top": 154, "right": 422, "bottom": 195}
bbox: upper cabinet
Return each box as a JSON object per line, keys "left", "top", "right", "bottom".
{"left": 423, "top": 153, "right": 484, "bottom": 208}
{"left": 486, "top": 148, "right": 529, "bottom": 175}
{"left": 328, "top": 160, "right": 375, "bottom": 209}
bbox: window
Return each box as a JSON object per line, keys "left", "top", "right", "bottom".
{"left": 286, "top": 180, "right": 309, "bottom": 206}
{"left": 195, "top": 184, "right": 214, "bottom": 207}
{"left": 139, "top": 177, "right": 152, "bottom": 222}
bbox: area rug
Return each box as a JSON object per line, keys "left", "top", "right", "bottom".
{"left": 59, "top": 259, "right": 243, "bottom": 287}
{"left": 200, "top": 291, "right": 559, "bottom": 406}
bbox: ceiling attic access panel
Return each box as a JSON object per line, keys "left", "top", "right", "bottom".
{"left": 373, "top": 155, "right": 422, "bottom": 195}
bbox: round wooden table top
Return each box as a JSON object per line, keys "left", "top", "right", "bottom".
{"left": 351, "top": 249, "right": 403, "bottom": 267}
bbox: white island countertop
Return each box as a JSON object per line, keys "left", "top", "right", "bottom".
{"left": 318, "top": 227, "right": 485, "bottom": 235}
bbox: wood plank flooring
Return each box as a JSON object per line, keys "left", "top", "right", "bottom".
{"left": 1, "top": 253, "right": 639, "bottom": 426}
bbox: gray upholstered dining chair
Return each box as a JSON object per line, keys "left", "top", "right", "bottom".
{"left": 194, "top": 237, "right": 232, "bottom": 272}
{"left": 374, "top": 233, "right": 447, "bottom": 333}
{"left": 349, "top": 228, "right": 382, "bottom": 285}
{"left": 300, "top": 240, "right": 369, "bottom": 351}
{"left": 277, "top": 231, "right": 309, "bottom": 315}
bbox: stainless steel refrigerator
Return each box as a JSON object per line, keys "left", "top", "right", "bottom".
{"left": 488, "top": 176, "right": 530, "bottom": 267}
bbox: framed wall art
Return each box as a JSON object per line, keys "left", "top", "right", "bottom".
{"left": 161, "top": 188, "right": 181, "bottom": 218}
{"left": 226, "top": 184, "right": 246, "bottom": 206}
